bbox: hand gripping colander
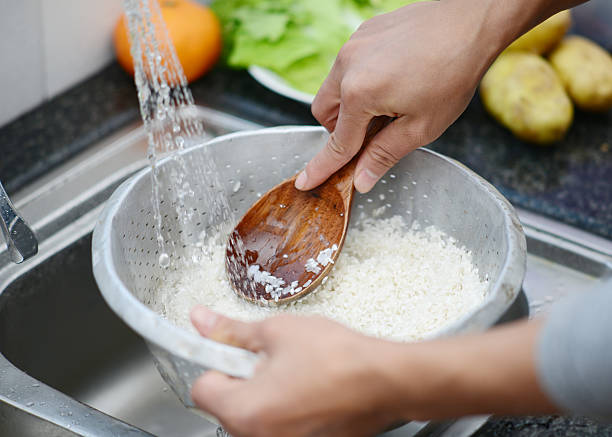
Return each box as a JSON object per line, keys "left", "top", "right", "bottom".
{"left": 92, "top": 126, "right": 526, "bottom": 411}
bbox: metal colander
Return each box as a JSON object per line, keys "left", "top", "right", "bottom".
{"left": 92, "top": 126, "right": 526, "bottom": 410}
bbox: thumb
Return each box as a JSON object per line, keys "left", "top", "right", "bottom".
{"left": 191, "top": 306, "right": 265, "bottom": 352}
{"left": 295, "top": 104, "right": 371, "bottom": 191}
{"left": 354, "top": 117, "right": 423, "bottom": 193}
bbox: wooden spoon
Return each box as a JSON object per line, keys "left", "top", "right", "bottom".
{"left": 226, "top": 117, "right": 391, "bottom": 304}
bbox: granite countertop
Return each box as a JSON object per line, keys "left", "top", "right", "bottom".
{"left": 0, "top": 63, "right": 610, "bottom": 436}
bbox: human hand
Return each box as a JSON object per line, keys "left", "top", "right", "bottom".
{"left": 190, "top": 306, "right": 402, "bottom": 437}
{"left": 190, "top": 307, "right": 558, "bottom": 435}
{"left": 295, "top": 0, "right": 505, "bottom": 193}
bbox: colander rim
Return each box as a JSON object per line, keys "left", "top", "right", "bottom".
{"left": 92, "top": 125, "right": 526, "bottom": 376}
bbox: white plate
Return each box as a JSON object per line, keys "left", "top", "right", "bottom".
{"left": 248, "top": 65, "right": 315, "bottom": 105}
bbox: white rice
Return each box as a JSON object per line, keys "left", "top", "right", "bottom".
{"left": 150, "top": 216, "right": 488, "bottom": 342}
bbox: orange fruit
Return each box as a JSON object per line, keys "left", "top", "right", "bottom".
{"left": 114, "top": 0, "right": 222, "bottom": 83}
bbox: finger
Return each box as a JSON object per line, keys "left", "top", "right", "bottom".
{"left": 191, "top": 306, "right": 264, "bottom": 352}
{"left": 191, "top": 370, "right": 241, "bottom": 418}
{"left": 295, "top": 104, "right": 371, "bottom": 190}
{"left": 312, "top": 73, "right": 341, "bottom": 132}
{"left": 354, "top": 117, "right": 425, "bottom": 193}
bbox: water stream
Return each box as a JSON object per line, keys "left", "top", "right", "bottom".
{"left": 122, "top": 0, "right": 249, "bottom": 278}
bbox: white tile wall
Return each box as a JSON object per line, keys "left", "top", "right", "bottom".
{"left": 41, "top": 0, "right": 123, "bottom": 97}
{"left": 0, "top": 0, "right": 123, "bottom": 127}
{"left": 0, "top": 1, "right": 45, "bottom": 126}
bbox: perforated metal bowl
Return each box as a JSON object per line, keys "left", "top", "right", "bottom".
{"left": 92, "top": 126, "right": 526, "bottom": 409}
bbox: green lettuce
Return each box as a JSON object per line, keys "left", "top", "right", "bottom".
{"left": 212, "top": 0, "right": 423, "bottom": 95}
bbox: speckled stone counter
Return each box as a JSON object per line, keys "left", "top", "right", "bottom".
{"left": 474, "top": 416, "right": 612, "bottom": 437}
{"left": 0, "top": 63, "right": 610, "bottom": 436}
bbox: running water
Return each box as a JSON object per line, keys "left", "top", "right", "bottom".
{"left": 122, "top": 0, "right": 251, "bottom": 290}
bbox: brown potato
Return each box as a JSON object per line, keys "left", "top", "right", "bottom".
{"left": 480, "top": 52, "right": 573, "bottom": 144}
{"left": 549, "top": 36, "right": 612, "bottom": 112}
{"left": 506, "top": 10, "right": 571, "bottom": 55}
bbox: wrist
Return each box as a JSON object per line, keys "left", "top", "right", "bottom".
{"left": 369, "top": 339, "right": 453, "bottom": 421}
{"left": 375, "top": 321, "right": 558, "bottom": 421}
{"left": 442, "top": 0, "right": 580, "bottom": 82}
{"left": 438, "top": 0, "right": 515, "bottom": 83}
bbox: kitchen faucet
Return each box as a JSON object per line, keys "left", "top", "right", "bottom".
{"left": 0, "top": 181, "right": 38, "bottom": 263}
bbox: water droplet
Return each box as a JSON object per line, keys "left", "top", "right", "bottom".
{"left": 31, "top": 383, "right": 40, "bottom": 387}
{"left": 159, "top": 253, "right": 170, "bottom": 268}
{"left": 26, "top": 402, "right": 34, "bottom": 407}
{"left": 232, "top": 180, "right": 241, "bottom": 193}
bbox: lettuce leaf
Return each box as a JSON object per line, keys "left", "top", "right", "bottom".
{"left": 211, "top": 0, "right": 423, "bottom": 95}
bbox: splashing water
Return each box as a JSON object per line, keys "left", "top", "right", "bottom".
{"left": 122, "top": 0, "right": 252, "bottom": 295}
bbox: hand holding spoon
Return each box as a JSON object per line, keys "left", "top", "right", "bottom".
{"left": 226, "top": 117, "right": 391, "bottom": 304}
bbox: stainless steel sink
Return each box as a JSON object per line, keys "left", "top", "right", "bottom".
{"left": 0, "top": 233, "right": 218, "bottom": 436}
{"left": 0, "top": 106, "right": 610, "bottom": 437}
{"left": 0, "top": 107, "right": 260, "bottom": 437}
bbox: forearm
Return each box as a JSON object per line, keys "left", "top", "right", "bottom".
{"left": 380, "top": 281, "right": 612, "bottom": 422}
{"left": 378, "top": 319, "right": 558, "bottom": 421}
{"left": 438, "top": 0, "right": 589, "bottom": 79}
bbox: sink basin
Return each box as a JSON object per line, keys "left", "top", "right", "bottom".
{"left": 0, "top": 106, "right": 609, "bottom": 437}
{"left": 0, "top": 106, "right": 262, "bottom": 437}
{"left": 0, "top": 234, "right": 217, "bottom": 436}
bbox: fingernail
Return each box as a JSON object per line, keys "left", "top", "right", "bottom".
{"left": 354, "top": 168, "right": 379, "bottom": 193}
{"left": 191, "top": 306, "right": 218, "bottom": 335}
{"left": 295, "top": 170, "right": 308, "bottom": 190}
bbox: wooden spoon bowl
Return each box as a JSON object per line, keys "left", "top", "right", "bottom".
{"left": 225, "top": 117, "right": 391, "bottom": 304}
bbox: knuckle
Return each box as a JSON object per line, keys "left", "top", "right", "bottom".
{"left": 341, "top": 73, "right": 383, "bottom": 105}
{"left": 366, "top": 143, "right": 401, "bottom": 169}
{"left": 311, "top": 101, "right": 337, "bottom": 129}
{"left": 411, "top": 121, "right": 436, "bottom": 145}
{"left": 335, "top": 40, "right": 363, "bottom": 72}
{"left": 311, "top": 97, "right": 325, "bottom": 121}
{"left": 335, "top": 43, "right": 353, "bottom": 68}
{"left": 325, "top": 132, "right": 352, "bottom": 163}
{"left": 340, "top": 78, "right": 362, "bottom": 105}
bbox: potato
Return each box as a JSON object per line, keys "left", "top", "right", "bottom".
{"left": 549, "top": 36, "right": 612, "bottom": 112}
{"left": 506, "top": 10, "right": 571, "bottom": 54}
{"left": 480, "top": 52, "right": 573, "bottom": 144}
